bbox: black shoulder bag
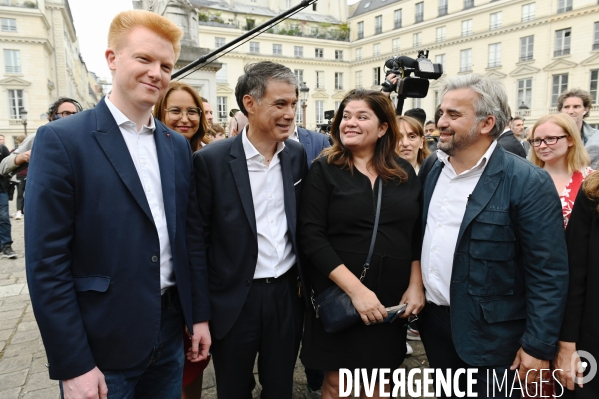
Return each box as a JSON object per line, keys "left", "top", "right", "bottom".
{"left": 312, "top": 179, "right": 383, "bottom": 334}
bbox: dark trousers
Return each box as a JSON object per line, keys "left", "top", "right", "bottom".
{"left": 16, "top": 176, "right": 25, "bottom": 212}
{"left": 211, "top": 271, "right": 303, "bottom": 399}
{"left": 419, "top": 302, "right": 519, "bottom": 399}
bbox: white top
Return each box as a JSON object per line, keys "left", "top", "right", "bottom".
{"left": 421, "top": 141, "right": 498, "bottom": 306}
{"left": 105, "top": 96, "right": 174, "bottom": 293}
{"left": 289, "top": 127, "right": 299, "bottom": 142}
{"left": 241, "top": 128, "right": 296, "bottom": 279}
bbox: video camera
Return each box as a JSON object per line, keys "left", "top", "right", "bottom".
{"left": 381, "top": 50, "right": 443, "bottom": 114}
{"left": 318, "top": 110, "right": 335, "bottom": 133}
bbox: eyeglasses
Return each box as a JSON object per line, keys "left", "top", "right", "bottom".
{"left": 58, "top": 111, "right": 78, "bottom": 118}
{"left": 528, "top": 135, "right": 568, "bottom": 147}
{"left": 165, "top": 107, "right": 201, "bottom": 121}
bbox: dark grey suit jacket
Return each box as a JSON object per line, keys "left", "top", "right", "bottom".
{"left": 497, "top": 130, "right": 527, "bottom": 158}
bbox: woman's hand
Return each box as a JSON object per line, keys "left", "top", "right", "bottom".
{"left": 553, "top": 341, "right": 583, "bottom": 391}
{"left": 399, "top": 282, "right": 425, "bottom": 318}
{"left": 348, "top": 284, "right": 387, "bottom": 325}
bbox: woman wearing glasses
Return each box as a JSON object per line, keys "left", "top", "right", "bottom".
{"left": 528, "top": 113, "right": 592, "bottom": 228}
{"left": 153, "top": 81, "right": 209, "bottom": 399}
{"left": 154, "top": 81, "right": 209, "bottom": 152}
{"left": 396, "top": 115, "right": 431, "bottom": 175}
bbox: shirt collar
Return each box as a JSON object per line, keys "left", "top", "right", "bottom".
{"left": 241, "top": 126, "right": 285, "bottom": 161}
{"left": 289, "top": 126, "right": 299, "bottom": 142}
{"left": 105, "top": 95, "right": 156, "bottom": 132}
{"left": 437, "top": 140, "right": 497, "bottom": 176}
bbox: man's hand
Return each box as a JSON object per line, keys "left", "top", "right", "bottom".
{"left": 510, "top": 347, "right": 550, "bottom": 385}
{"left": 61, "top": 367, "right": 107, "bottom": 399}
{"left": 15, "top": 150, "right": 31, "bottom": 165}
{"left": 553, "top": 341, "right": 583, "bottom": 390}
{"left": 186, "top": 321, "right": 211, "bottom": 362}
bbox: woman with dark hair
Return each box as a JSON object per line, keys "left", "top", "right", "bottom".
{"left": 396, "top": 115, "right": 431, "bottom": 174}
{"left": 299, "top": 89, "right": 424, "bottom": 399}
{"left": 154, "top": 81, "right": 209, "bottom": 151}
{"left": 553, "top": 171, "right": 599, "bottom": 398}
{"left": 154, "top": 81, "right": 210, "bottom": 399}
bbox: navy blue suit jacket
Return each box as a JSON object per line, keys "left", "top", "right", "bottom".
{"left": 25, "top": 98, "right": 210, "bottom": 380}
{"left": 421, "top": 145, "right": 569, "bottom": 365}
{"left": 193, "top": 134, "right": 308, "bottom": 339}
{"left": 297, "top": 127, "right": 330, "bottom": 166}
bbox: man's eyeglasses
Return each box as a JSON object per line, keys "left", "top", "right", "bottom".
{"left": 165, "top": 107, "right": 202, "bottom": 121}
{"left": 57, "top": 111, "right": 78, "bottom": 118}
{"left": 528, "top": 135, "right": 568, "bottom": 147}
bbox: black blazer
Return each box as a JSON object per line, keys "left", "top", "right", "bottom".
{"left": 497, "top": 130, "right": 527, "bottom": 158}
{"left": 562, "top": 188, "right": 599, "bottom": 363}
{"left": 193, "top": 134, "right": 309, "bottom": 339}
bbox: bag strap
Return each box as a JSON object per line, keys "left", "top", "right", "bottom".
{"left": 359, "top": 178, "right": 383, "bottom": 281}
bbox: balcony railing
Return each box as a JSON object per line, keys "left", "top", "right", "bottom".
{"left": 593, "top": 42, "right": 599, "bottom": 51}
{"left": 490, "top": 23, "right": 501, "bottom": 30}
{"left": 460, "top": 66, "right": 472, "bottom": 72}
{"left": 554, "top": 48, "right": 570, "bottom": 57}
{"left": 436, "top": 35, "right": 445, "bottom": 42}
{"left": 357, "top": 31, "right": 364, "bottom": 40}
{"left": 464, "top": 0, "right": 474, "bottom": 9}
{"left": 394, "top": 19, "right": 402, "bottom": 29}
{"left": 488, "top": 61, "right": 501, "bottom": 68}
{"left": 413, "top": 41, "right": 421, "bottom": 47}
{"left": 557, "top": 5, "right": 573, "bottom": 13}
{"left": 515, "top": 109, "right": 531, "bottom": 117}
{"left": 462, "top": 29, "right": 472, "bottom": 36}
{"left": 0, "top": 0, "right": 37, "bottom": 8}
{"left": 415, "top": 12, "right": 424, "bottom": 23}
{"left": 375, "top": 25, "right": 382, "bottom": 34}
{"left": 438, "top": 5, "right": 448, "bottom": 16}
{"left": 521, "top": 14, "right": 535, "bottom": 22}
{"left": 519, "top": 54, "right": 534, "bottom": 62}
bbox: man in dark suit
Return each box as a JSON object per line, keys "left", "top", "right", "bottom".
{"left": 193, "top": 61, "right": 308, "bottom": 399}
{"left": 418, "top": 74, "right": 568, "bottom": 398}
{"left": 290, "top": 123, "right": 330, "bottom": 165}
{"left": 497, "top": 115, "right": 527, "bottom": 157}
{"left": 25, "top": 11, "right": 210, "bottom": 399}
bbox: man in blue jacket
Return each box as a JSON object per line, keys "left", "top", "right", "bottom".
{"left": 419, "top": 74, "right": 568, "bottom": 398}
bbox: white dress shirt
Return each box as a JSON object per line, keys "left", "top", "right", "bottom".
{"left": 241, "top": 128, "right": 296, "bottom": 279}
{"left": 421, "top": 141, "right": 498, "bottom": 306}
{"left": 105, "top": 96, "right": 174, "bottom": 293}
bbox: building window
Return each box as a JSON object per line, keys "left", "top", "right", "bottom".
{"left": 373, "top": 43, "right": 380, "bottom": 57}
{"left": 394, "top": 9, "right": 402, "bottom": 29}
{"left": 335, "top": 72, "right": 343, "bottom": 90}
{"left": 357, "top": 21, "right": 364, "bottom": 40}
{"left": 315, "top": 101, "right": 324, "bottom": 124}
{"left": 594, "top": 23, "right": 599, "bottom": 51}
{"left": 249, "top": 42, "right": 260, "bottom": 53}
{"left": 436, "top": 26, "right": 446, "bottom": 42}
{"left": 0, "top": 18, "right": 16, "bottom": 32}
{"left": 460, "top": 49, "right": 472, "bottom": 72}
{"left": 522, "top": 3, "right": 535, "bottom": 22}
{"left": 217, "top": 97, "right": 228, "bottom": 122}
{"left": 215, "top": 37, "right": 225, "bottom": 48}
{"left": 373, "top": 67, "right": 381, "bottom": 86}
{"left": 335, "top": 50, "right": 343, "bottom": 60}
{"left": 216, "top": 64, "right": 227, "bottom": 83}
{"left": 294, "top": 46, "right": 303, "bottom": 57}
{"left": 4, "top": 49, "right": 20, "bottom": 73}
{"left": 464, "top": 0, "right": 474, "bottom": 9}
{"left": 435, "top": 54, "right": 446, "bottom": 71}
{"left": 375, "top": 15, "right": 382, "bottom": 34}
{"left": 517, "top": 78, "right": 533, "bottom": 109}
{"left": 295, "top": 107, "right": 302, "bottom": 125}
{"left": 413, "top": 32, "right": 421, "bottom": 48}
{"left": 356, "top": 48, "right": 362, "bottom": 61}
{"left": 315, "top": 48, "right": 323, "bottom": 58}
{"left": 273, "top": 44, "right": 282, "bottom": 55}
{"left": 316, "top": 71, "right": 325, "bottom": 89}
{"left": 438, "top": 0, "right": 448, "bottom": 16}
{"left": 490, "top": 12, "right": 502, "bottom": 30}
{"left": 392, "top": 38, "right": 400, "bottom": 52}
{"left": 434, "top": 90, "right": 441, "bottom": 107}
{"left": 355, "top": 70, "right": 362, "bottom": 88}
{"left": 488, "top": 43, "right": 501, "bottom": 68}
{"left": 415, "top": 2, "right": 424, "bottom": 23}
{"left": 554, "top": 28, "right": 571, "bottom": 57}
{"left": 520, "top": 36, "right": 534, "bottom": 61}
{"left": 8, "top": 89, "right": 23, "bottom": 119}
{"left": 462, "top": 20, "right": 473, "bottom": 36}
{"left": 590, "top": 70, "right": 599, "bottom": 103}
{"left": 557, "top": 0, "right": 572, "bottom": 13}
{"left": 335, "top": 101, "right": 341, "bottom": 110}
{"left": 294, "top": 69, "right": 304, "bottom": 83}
{"left": 552, "top": 74, "right": 568, "bottom": 106}
{"left": 412, "top": 98, "right": 422, "bottom": 109}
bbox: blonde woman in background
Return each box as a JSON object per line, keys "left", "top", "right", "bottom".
{"left": 396, "top": 115, "right": 431, "bottom": 174}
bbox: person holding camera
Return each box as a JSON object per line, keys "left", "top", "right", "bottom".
{"left": 0, "top": 139, "right": 16, "bottom": 258}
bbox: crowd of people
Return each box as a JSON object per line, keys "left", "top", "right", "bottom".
{"left": 11, "top": 8, "right": 599, "bottom": 399}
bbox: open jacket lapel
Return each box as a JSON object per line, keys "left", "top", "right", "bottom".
{"left": 229, "top": 135, "right": 257, "bottom": 237}
{"left": 154, "top": 122, "right": 177, "bottom": 244}
{"left": 92, "top": 99, "right": 153, "bottom": 222}
{"left": 422, "top": 159, "right": 444, "bottom": 238}
{"left": 279, "top": 147, "right": 296, "bottom": 239}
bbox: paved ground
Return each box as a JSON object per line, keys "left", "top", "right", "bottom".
{"left": 0, "top": 205, "right": 431, "bottom": 399}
